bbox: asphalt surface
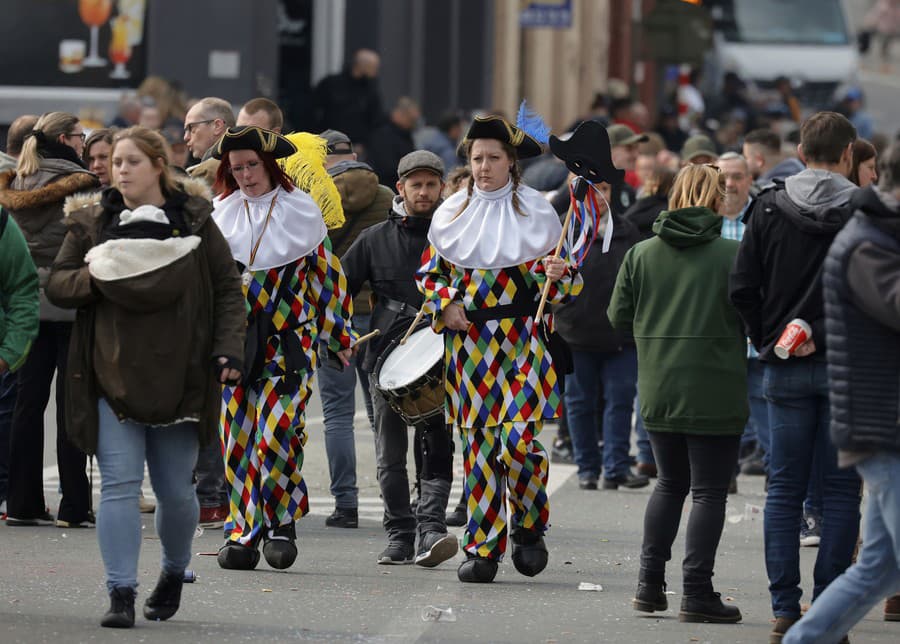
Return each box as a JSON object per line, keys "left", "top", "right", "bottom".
{"left": 3, "top": 381, "right": 898, "bottom": 643}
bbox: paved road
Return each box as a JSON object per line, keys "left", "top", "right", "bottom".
{"left": 4, "top": 378, "right": 897, "bottom": 643}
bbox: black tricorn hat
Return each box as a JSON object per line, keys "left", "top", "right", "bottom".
{"left": 212, "top": 126, "right": 297, "bottom": 160}
{"left": 458, "top": 115, "right": 543, "bottom": 160}
{"left": 548, "top": 120, "right": 624, "bottom": 185}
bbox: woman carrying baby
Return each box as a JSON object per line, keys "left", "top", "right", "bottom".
{"left": 46, "top": 126, "right": 246, "bottom": 628}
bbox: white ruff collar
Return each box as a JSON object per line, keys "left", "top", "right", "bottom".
{"left": 428, "top": 180, "right": 561, "bottom": 269}
{"left": 212, "top": 185, "right": 327, "bottom": 270}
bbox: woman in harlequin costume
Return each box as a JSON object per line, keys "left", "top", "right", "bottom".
{"left": 210, "top": 126, "right": 356, "bottom": 570}
{"left": 416, "top": 115, "right": 583, "bottom": 583}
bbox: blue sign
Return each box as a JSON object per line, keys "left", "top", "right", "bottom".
{"left": 520, "top": 0, "right": 572, "bottom": 29}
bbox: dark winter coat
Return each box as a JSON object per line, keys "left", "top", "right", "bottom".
{"left": 46, "top": 179, "right": 246, "bottom": 454}
{"left": 341, "top": 197, "right": 432, "bottom": 372}
{"left": 555, "top": 213, "right": 640, "bottom": 352}
{"left": 730, "top": 170, "right": 857, "bottom": 361}
{"left": 623, "top": 194, "right": 668, "bottom": 241}
{"left": 824, "top": 186, "right": 900, "bottom": 455}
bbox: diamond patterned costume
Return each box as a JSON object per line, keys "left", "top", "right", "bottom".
{"left": 416, "top": 244, "right": 581, "bottom": 558}
{"left": 222, "top": 239, "right": 355, "bottom": 546}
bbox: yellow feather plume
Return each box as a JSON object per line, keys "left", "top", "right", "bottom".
{"left": 279, "top": 132, "right": 345, "bottom": 229}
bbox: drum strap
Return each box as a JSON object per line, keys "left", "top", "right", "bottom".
{"left": 380, "top": 296, "right": 420, "bottom": 316}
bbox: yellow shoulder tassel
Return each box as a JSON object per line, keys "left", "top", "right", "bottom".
{"left": 279, "top": 132, "right": 345, "bottom": 229}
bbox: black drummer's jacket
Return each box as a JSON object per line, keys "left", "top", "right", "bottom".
{"left": 341, "top": 196, "right": 435, "bottom": 372}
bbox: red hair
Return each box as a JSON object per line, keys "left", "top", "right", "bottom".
{"left": 213, "top": 150, "right": 295, "bottom": 198}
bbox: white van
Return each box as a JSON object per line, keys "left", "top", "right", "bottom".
{"left": 705, "top": 0, "right": 859, "bottom": 108}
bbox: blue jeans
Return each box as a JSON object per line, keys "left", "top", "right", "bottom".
{"left": 763, "top": 361, "right": 861, "bottom": 618}
{"left": 784, "top": 453, "right": 900, "bottom": 643}
{"left": 633, "top": 395, "right": 654, "bottom": 465}
{"left": 0, "top": 371, "right": 17, "bottom": 503}
{"left": 95, "top": 399, "right": 199, "bottom": 592}
{"left": 565, "top": 347, "right": 638, "bottom": 480}
{"left": 745, "top": 359, "right": 768, "bottom": 460}
{"left": 319, "top": 314, "right": 373, "bottom": 509}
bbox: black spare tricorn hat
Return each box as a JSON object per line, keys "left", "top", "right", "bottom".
{"left": 458, "top": 115, "right": 543, "bottom": 160}
{"left": 212, "top": 125, "right": 297, "bottom": 160}
{"left": 548, "top": 120, "right": 624, "bottom": 185}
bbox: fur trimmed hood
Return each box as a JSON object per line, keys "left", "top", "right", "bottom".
{"left": 0, "top": 169, "right": 98, "bottom": 213}
{"left": 64, "top": 177, "right": 214, "bottom": 232}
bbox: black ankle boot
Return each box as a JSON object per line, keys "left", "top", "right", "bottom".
{"left": 217, "top": 541, "right": 261, "bottom": 570}
{"left": 633, "top": 581, "right": 668, "bottom": 612}
{"left": 457, "top": 555, "right": 499, "bottom": 583}
{"left": 679, "top": 592, "right": 742, "bottom": 623}
{"left": 510, "top": 528, "right": 548, "bottom": 577}
{"left": 143, "top": 571, "right": 184, "bottom": 621}
{"left": 101, "top": 586, "right": 135, "bottom": 628}
{"left": 262, "top": 522, "right": 298, "bottom": 570}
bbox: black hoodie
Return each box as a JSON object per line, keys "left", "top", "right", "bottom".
{"left": 729, "top": 169, "right": 858, "bottom": 361}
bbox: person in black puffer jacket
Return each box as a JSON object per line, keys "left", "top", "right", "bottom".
{"left": 623, "top": 165, "right": 677, "bottom": 241}
{"left": 554, "top": 181, "right": 644, "bottom": 491}
{"left": 782, "top": 145, "right": 900, "bottom": 642}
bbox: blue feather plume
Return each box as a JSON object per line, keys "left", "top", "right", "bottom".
{"left": 515, "top": 99, "right": 551, "bottom": 145}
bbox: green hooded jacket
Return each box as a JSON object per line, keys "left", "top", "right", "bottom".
{"left": 0, "top": 210, "right": 39, "bottom": 372}
{"left": 607, "top": 206, "right": 748, "bottom": 435}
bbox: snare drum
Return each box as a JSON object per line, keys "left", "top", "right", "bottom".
{"left": 373, "top": 323, "right": 445, "bottom": 426}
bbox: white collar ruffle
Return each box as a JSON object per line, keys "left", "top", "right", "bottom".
{"left": 427, "top": 180, "right": 561, "bottom": 269}
{"left": 212, "top": 185, "right": 327, "bottom": 271}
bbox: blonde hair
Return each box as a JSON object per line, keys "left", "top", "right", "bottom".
{"left": 111, "top": 126, "right": 178, "bottom": 195}
{"left": 16, "top": 111, "right": 80, "bottom": 177}
{"left": 667, "top": 164, "right": 726, "bottom": 211}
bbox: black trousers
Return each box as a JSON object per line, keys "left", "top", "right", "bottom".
{"left": 639, "top": 431, "right": 740, "bottom": 595}
{"left": 6, "top": 321, "right": 91, "bottom": 522}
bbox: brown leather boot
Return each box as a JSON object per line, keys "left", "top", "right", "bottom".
{"left": 769, "top": 616, "right": 798, "bottom": 644}
{"left": 885, "top": 594, "right": 900, "bottom": 622}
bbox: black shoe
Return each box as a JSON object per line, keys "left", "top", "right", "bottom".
{"left": 578, "top": 476, "right": 598, "bottom": 490}
{"left": 445, "top": 505, "right": 467, "bottom": 527}
{"left": 728, "top": 476, "right": 738, "bottom": 495}
{"left": 262, "top": 522, "right": 298, "bottom": 569}
{"left": 377, "top": 540, "right": 414, "bottom": 565}
{"left": 415, "top": 532, "right": 459, "bottom": 568}
{"left": 602, "top": 472, "right": 650, "bottom": 490}
{"left": 56, "top": 510, "right": 96, "bottom": 529}
{"left": 510, "top": 528, "right": 548, "bottom": 577}
{"left": 740, "top": 457, "right": 766, "bottom": 476}
{"left": 550, "top": 438, "right": 574, "bottom": 464}
{"left": 325, "top": 507, "right": 358, "bottom": 529}
{"left": 679, "top": 592, "right": 742, "bottom": 623}
{"left": 143, "top": 571, "right": 183, "bottom": 621}
{"left": 101, "top": 586, "right": 135, "bottom": 628}
{"left": 217, "top": 541, "right": 261, "bottom": 570}
{"left": 633, "top": 581, "right": 668, "bottom": 612}
{"left": 6, "top": 508, "right": 55, "bottom": 526}
{"left": 457, "top": 555, "right": 498, "bottom": 583}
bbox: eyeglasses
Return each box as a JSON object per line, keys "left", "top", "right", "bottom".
{"left": 183, "top": 119, "right": 215, "bottom": 135}
{"left": 66, "top": 132, "right": 86, "bottom": 143}
{"left": 230, "top": 160, "right": 262, "bottom": 175}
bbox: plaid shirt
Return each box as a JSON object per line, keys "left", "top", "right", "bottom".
{"left": 721, "top": 198, "right": 758, "bottom": 358}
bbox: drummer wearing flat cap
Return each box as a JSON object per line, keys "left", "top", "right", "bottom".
{"left": 341, "top": 149, "right": 459, "bottom": 568}
{"left": 210, "top": 125, "right": 358, "bottom": 572}
{"left": 415, "top": 115, "right": 583, "bottom": 583}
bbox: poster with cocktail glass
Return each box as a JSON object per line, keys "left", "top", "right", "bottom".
{"left": 0, "top": 0, "right": 147, "bottom": 87}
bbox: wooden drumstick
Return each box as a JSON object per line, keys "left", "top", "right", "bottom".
{"left": 399, "top": 305, "right": 427, "bottom": 345}
{"left": 354, "top": 329, "right": 381, "bottom": 346}
{"left": 534, "top": 202, "right": 574, "bottom": 322}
